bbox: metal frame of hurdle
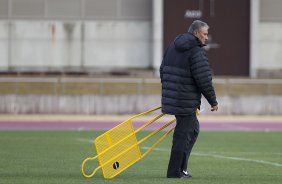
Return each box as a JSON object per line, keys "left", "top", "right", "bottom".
{"left": 81, "top": 107, "right": 176, "bottom": 179}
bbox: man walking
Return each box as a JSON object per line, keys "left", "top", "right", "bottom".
{"left": 160, "top": 20, "right": 218, "bottom": 179}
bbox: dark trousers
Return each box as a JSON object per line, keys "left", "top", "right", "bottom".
{"left": 167, "top": 113, "right": 199, "bottom": 177}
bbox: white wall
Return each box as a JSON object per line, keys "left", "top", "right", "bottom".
{"left": 258, "top": 23, "right": 282, "bottom": 69}
{"left": 251, "top": 0, "right": 282, "bottom": 77}
{"left": 11, "top": 21, "right": 82, "bottom": 68}
{"left": 83, "top": 21, "right": 152, "bottom": 68}
{"left": 0, "top": 21, "right": 8, "bottom": 70}
{"left": 0, "top": 20, "right": 152, "bottom": 70}
{"left": 0, "top": 0, "right": 153, "bottom": 71}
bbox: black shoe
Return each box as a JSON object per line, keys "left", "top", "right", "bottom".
{"left": 181, "top": 171, "right": 192, "bottom": 178}
{"left": 167, "top": 171, "right": 192, "bottom": 179}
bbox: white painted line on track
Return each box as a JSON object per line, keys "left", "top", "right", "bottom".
{"left": 193, "top": 152, "right": 282, "bottom": 167}
{"left": 141, "top": 146, "right": 169, "bottom": 152}
{"left": 77, "top": 138, "right": 282, "bottom": 168}
{"left": 142, "top": 146, "right": 282, "bottom": 168}
{"left": 77, "top": 138, "right": 93, "bottom": 143}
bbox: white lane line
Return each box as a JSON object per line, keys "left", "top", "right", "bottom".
{"left": 77, "top": 138, "right": 282, "bottom": 168}
{"left": 77, "top": 138, "right": 93, "bottom": 143}
{"left": 141, "top": 146, "right": 169, "bottom": 152}
{"left": 193, "top": 152, "right": 282, "bottom": 167}
{"left": 197, "top": 151, "right": 282, "bottom": 156}
{"left": 140, "top": 147, "right": 282, "bottom": 168}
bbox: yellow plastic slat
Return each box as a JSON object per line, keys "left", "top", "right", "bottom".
{"left": 95, "top": 120, "right": 141, "bottom": 178}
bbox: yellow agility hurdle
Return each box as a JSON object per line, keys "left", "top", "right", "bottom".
{"left": 81, "top": 107, "right": 176, "bottom": 179}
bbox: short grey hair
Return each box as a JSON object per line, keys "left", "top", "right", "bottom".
{"left": 187, "top": 20, "right": 209, "bottom": 34}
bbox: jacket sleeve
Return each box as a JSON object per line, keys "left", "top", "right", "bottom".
{"left": 160, "top": 60, "right": 164, "bottom": 80}
{"left": 189, "top": 47, "right": 218, "bottom": 106}
{"left": 160, "top": 47, "right": 169, "bottom": 80}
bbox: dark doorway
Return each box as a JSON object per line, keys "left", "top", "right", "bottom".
{"left": 163, "top": 0, "right": 250, "bottom": 76}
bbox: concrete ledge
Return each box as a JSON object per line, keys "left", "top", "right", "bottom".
{"left": 0, "top": 77, "right": 281, "bottom": 96}
{"left": 0, "top": 77, "right": 281, "bottom": 115}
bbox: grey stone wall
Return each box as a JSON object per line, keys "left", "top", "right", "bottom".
{"left": 1, "top": 94, "right": 282, "bottom": 115}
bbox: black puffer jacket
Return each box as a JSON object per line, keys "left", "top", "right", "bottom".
{"left": 160, "top": 33, "right": 217, "bottom": 115}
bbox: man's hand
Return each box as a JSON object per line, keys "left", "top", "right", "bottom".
{"left": 211, "top": 105, "right": 218, "bottom": 112}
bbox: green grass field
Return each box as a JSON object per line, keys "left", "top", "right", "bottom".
{"left": 0, "top": 130, "right": 281, "bottom": 184}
